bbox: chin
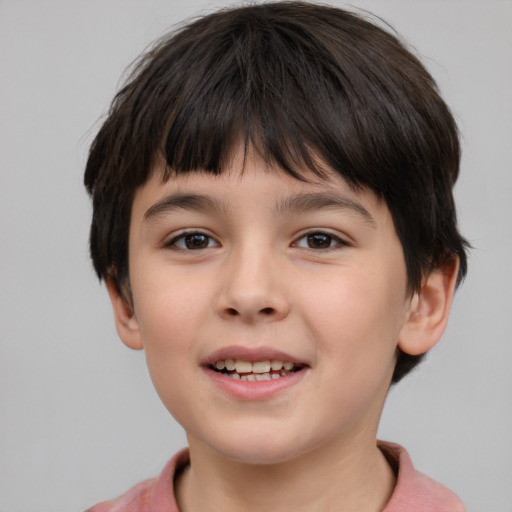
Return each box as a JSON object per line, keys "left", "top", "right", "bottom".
{"left": 196, "top": 425, "right": 320, "bottom": 466}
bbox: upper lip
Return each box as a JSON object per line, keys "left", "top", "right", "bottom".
{"left": 203, "top": 345, "right": 307, "bottom": 366}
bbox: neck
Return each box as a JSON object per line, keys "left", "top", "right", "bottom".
{"left": 175, "top": 433, "right": 396, "bottom": 512}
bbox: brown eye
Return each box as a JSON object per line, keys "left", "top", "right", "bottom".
{"left": 171, "top": 232, "right": 219, "bottom": 250}
{"left": 306, "top": 233, "right": 332, "bottom": 248}
{"left": 294, "top": 232, "right": 346, "bottom": 250}
{"left": 185, "top": 234, "right": 209, "bottom": 249}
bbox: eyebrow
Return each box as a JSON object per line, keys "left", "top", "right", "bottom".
{"left": 275, "top": 193, "right": 376, "bottom": 227}
{"left": 144, "top": 193, "right": 226, "bottom": 221}
{"left": 143, "top": 191, "right": 375, "bottom": 227}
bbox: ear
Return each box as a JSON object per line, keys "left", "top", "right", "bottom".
{"left": 398, "top": 257, "right": 459, "bottom": 356}
{"left": 105, "top": 278, "right": 143, "bottom": 350}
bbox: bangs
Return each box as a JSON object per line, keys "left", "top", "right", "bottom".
{"left": 122, "top": 3, "right": 424, "bottom": 189}
{"left": 159, "top": 16, "right": 342, "bottom": 182}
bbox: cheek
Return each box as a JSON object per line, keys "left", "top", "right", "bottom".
{"left": 131, "top": 267, "right": 208, "bottom": 370}
{"left": 131, "top": 282, "right": 206, "bottom": 421}
{"left": 302, "top": 266, "right": 406, "bottom": 378}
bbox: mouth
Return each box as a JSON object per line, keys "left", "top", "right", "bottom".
{"left": 209, "top": 359, "right": 305, "bottom": 381}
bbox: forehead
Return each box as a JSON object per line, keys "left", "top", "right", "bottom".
{"left": 132, "top": 152, "right": 387, "bottom": 226}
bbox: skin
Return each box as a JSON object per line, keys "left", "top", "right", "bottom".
{"left": 108, "top": 148, "right": 459, "bottom": 512}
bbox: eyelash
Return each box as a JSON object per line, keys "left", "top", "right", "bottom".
{"left": 293, "top": 232, "right": 348, "bottom": 251}
{"left": 165, "top": 230, "right": 349, "bottom": 252}
{"left": 166, "top": 231, "right": 219, "bottom": 251}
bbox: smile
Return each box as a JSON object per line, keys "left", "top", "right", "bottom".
{"left": 210, "top": 359, "right": 303, "bottom": 381}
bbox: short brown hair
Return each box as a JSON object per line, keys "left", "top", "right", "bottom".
{"left": 84, "top": 1, "right": 468, "bottom": 383}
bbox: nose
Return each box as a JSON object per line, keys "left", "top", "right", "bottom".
{"left": 215, "top": 246, "right": 290, "bottom": 323}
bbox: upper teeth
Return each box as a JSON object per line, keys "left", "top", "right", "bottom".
{"left": 214, "top": 359, "right": 294, "bottom": 373}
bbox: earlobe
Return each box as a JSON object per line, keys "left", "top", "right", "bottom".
{"left": 105, "top": 278, "right": 144, "bottom": 350}
{"left": 398, "top": 258, "right": 459, "bottom": 356}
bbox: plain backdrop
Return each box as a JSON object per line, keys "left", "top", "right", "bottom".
{"left": 0, "top": 1, "right": 511, "bottom": 511}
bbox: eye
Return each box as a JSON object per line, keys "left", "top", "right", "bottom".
{"left": 169, "top": 232, "right": 219, "bottom": 250}
{"left": 293, "top": 232, "right": 346, "bottom": 250}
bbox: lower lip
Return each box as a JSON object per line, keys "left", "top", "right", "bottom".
{"left": 204, "top": 367, "right": 307, "bottom": 400}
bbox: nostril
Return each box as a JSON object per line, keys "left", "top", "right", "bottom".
{"left": 260, "top": 307, "right": 274, "bottom": 315}
{"left": 226, "top": 308, "right": 238, "bottom": 316}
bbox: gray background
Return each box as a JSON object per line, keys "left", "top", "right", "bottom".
{"left": 0, "top": 1, "right": 511, "bottom": 511}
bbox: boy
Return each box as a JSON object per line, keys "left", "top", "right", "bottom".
{"left": 84, "top": 2, "right": 467, "bottom": 510}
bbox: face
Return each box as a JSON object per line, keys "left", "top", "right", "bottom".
{"left": 117, "top": 150, "right": 415, "bottom": 465}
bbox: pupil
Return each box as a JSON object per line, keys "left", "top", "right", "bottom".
{"left": 185, "top": 234, "right": 208, "bottom": 249}
{"left": 308, "top": 233, "right": 331, "bottom": 248}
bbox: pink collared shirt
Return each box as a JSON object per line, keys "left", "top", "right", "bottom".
{"left": 85, "top": 442, "right": 465, "bottom": 512}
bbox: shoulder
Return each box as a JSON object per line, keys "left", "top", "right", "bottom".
{"left": 84, "top": 449, "right": 190, "bottom": 512}
{"left": 84, "top": 478, "right": 156, "bottom": 512}
{"left": 379, "top": 442, "right": 466, "bottom": 512}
